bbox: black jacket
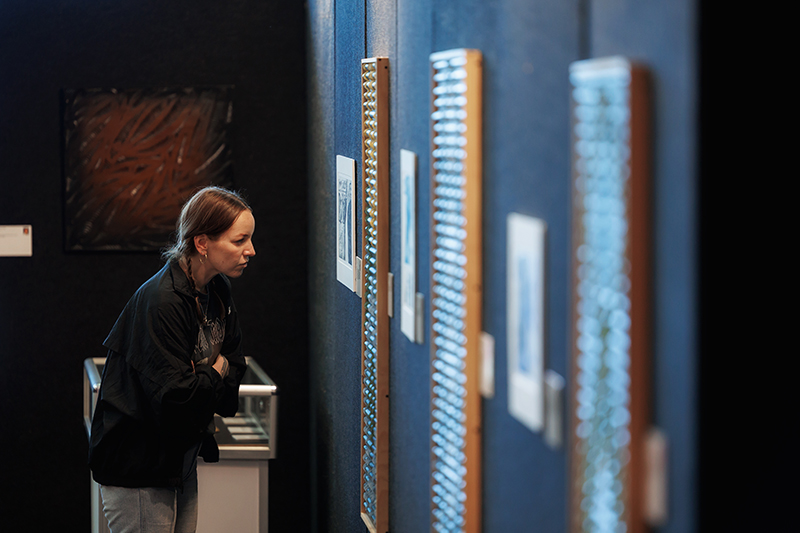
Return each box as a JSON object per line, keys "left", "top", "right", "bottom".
{"left": 88, "top": 261, "right": 247, "bottom": 488}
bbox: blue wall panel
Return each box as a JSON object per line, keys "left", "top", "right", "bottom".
{"left": 479, "top": 1, "right": 579, "bottom": 531}
{"left": 308, "top": 0, "right": 365, "bottom": 531}
{"left": 431, "top": 0, "right": 497, "bottom": 53}
{"left": 367, "top": 0, "right": 396, "bottom": 58}
{"left": 390, "top": 1, "right": 434, "bottom": 532}
{"left": 308, "top": 1, "right": 700, "bottom": 532}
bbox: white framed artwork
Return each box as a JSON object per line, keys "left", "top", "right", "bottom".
{"left": 507, "top": 213, "right": 546, "bottom": 432}
{"left": 400, "top": 149, "right": 417, "bottom": 341}
{"left": 336, "top": 155, "right": 356, "bottom": 291}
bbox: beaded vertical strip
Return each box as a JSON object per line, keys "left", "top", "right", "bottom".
{"left": 360, "top": 57, "right": 390, "bottom": 533}
{"left": 429, "top": 48, "right": 483, "bottom": 533}
{"left": 569, "top": 57, "right": 651, "bottom": 533}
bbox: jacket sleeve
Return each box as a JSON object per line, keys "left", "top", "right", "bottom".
{"left": 217, "top": 290, "right": 248, "bottom": 417}
{"left": 131, "top": 296, "right": 227, "bottom": 445}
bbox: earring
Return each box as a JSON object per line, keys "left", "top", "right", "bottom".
{"left": 200, "top": 254, "right": 206, "bottom": 265}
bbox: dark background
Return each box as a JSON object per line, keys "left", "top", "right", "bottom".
{"left": 0, "top": 1, "right": 309, "bottom": 531}
{"left": 697, "top": 5, "right": 785, "bottom": 532}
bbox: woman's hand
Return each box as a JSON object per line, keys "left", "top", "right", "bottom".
{"left": 212, "top": 354, "right": 229, "bottom": 378}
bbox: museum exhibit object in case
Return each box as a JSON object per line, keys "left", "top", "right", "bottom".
{"left": 359, "top": 56, "right": 390, "bottom": 533}
{"left": 428, "top": 48, "right": 483, "bottom": 533}
{"left": 568, "top": 56, "right": 652, "bottom": 533}
{"left": 84, "top": 356, "right": 278, "bottom": 533}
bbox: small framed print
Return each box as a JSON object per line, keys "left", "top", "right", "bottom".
{"left": 336, "top": 155, "right": 356, "bottom": 290}
{"left": 507, "top": 213, "right": 547, "bottom": 433}
{"left": 400, "top": 149, "right": 417, "bottom": 341}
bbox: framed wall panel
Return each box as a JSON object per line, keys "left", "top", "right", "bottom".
{"left": 360, "top": 56, "right": 390, "bottom": 533}
{"left": 568, "top": 57, "right": 651, "bottom": 533}
{"left": 428, "top": 48, "right": 483, "bottom": 533}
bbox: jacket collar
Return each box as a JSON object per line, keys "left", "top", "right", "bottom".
{"left": 166, "top": 259, "right": 228, "bottom": 299}
{"left": 167, "top": 260, "right": 196, "bottom": 298}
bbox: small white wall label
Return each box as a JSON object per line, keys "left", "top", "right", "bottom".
{"left": 480, "top": 332, "right": 495, "bottom": 399}
{"left": 544, "top": 370, "right": 565, "bottom": 449}
{"left": 0, "top": 225, "right": 33, "bottom": 257}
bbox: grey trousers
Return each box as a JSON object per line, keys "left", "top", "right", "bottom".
{"left": 100, "top": 468, "right": 198, "bottom": 533}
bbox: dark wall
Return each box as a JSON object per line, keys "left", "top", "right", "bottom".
{"left": 697, "top": 6, "right": 786, "bottom": 532}
{"left": 308, "top": 1, "right": 699, "bottom": 532}
{"left": 0, "top": 1, "right": 308, "bottom": 531}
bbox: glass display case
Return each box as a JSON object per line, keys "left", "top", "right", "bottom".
{"left": 84, "top": 356, "right": 278, "bottom": 456}
{"left": 217, "top": 358, "right": 278, "bottom": 460}
{"left": 84, "top": 356, "right": 278, "bottom": 533}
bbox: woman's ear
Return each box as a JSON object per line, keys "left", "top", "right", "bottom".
{"left": 193, "top": 234, "right": 209, "bottom": 256}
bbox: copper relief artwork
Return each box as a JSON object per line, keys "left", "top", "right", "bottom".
{"left": 63, "top": 87, "right": 233, "bottom": 251}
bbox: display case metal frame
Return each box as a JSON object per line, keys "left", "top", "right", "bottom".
{"left": 84, "top": 356, "right": 277, "bottom": 459}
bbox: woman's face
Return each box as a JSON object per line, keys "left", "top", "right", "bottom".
{"left": 205, "top": 210, "right": 256, "bottom": 278}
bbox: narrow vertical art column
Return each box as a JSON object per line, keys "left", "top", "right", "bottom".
{"left": 428, "top": 48, "right": 483, "bottom": 533}
{"left": 569, "top": 57, "right": 651, "bottom": 533}
{"left": 360, "top": 56, "right": 390, "bottom": 533}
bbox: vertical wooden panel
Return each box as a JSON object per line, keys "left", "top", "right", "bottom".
{"left": 568, "top": 56, "right": 651, "bottom": 533}
{"left": 361, "top": 56, "right": 390, "bottom": 533}
{"left": 429, "top": 48, "right": 482, "bottom": 533}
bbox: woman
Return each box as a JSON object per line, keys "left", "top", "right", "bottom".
{"left": 88, "top": 187, "right": 255, "bottom": 533}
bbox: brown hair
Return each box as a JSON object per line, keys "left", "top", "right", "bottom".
{"left": 162, "top": 186, "right": 251, "bottom": 264}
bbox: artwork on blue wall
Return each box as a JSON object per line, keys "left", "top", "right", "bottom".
{"left": 62, "top": 87, "right": 234, "bottom": 252}
{"left": 359, "top": 57, "right": 390, "bottom": 533}
{"left": 428, "top": 47, "right": 484, "bottom": 533}
{"left": 569, "top": 56, "right": 652, "bottom": 533}
{"left": 336, "top": 155, "right": 356, "bottom": 290}
{"left": 506, "top": 212, "right": 546, "bottom": 433}
{"left": 400, "top": 149, "right": 417, "bottom": 342}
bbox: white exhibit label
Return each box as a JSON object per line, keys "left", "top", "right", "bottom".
{"left": 544, "top": 370, "right": 565, "bottom": 449}
{"left": 645, "top": 428, "right": 669, "bottom": 526}
{"left": 480, "top": 332, "right": 495, "bottom": 399}
{"left": 400, "top": 149, "right": 417, "bottom": 342}
{"left": 0, "top": 225, "right": 33, "bottom": 257}
{"left": 507, "top": 213, "right": 546, "bottom": 432}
